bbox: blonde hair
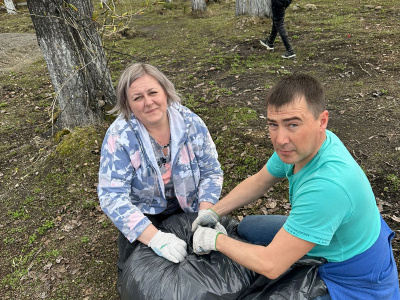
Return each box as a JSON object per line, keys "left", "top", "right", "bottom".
{"left": 109, "top": 62, "right": 181, "bottom": 120}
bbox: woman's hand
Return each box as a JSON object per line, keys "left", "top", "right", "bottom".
{"left": 191, "top": 209, "right": 220, "bottom": 232}
{"left": 148, "top": 230, "right": 187, "bottom": 263}
{"left": 192, "top": 209, "right": 228, "bottom": 237}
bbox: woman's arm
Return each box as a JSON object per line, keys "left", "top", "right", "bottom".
{"left": 98, "top": 128, "right": 151, "bottom": 243}
{"left": 136, "top": 224, "right": 159, "bottom": 245}
{"left": 193, "top": 120, "right": 224, "bottom": 206}
{"left": 199, "top": 201, "right": 214, "bottom": 210}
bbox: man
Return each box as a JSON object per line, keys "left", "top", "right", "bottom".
{"left": 260, "top": 0, "right": 296, "bottom": 59}
{"left": 192, "top": 74, "right": 400, "bottom": 299}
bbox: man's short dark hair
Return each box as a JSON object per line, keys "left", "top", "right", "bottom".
{"left": 266, "top": 74, "right": 326, "bottom": 118}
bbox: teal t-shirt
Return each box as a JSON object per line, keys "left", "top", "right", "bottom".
{"left": 266, "top": 130, "right": 381, "bottom": 262}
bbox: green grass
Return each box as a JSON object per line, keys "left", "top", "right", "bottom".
{"left": 385, "top": 174, "right": 400, "bottom": 192}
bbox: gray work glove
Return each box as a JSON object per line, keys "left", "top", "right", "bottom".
{"left": 191, "top": 209, "right": 221, "bottom": 232}
{"left": 148, "top": 230, "right": 187, "bottom": 263}
{"left": 193, "top": 226, "right": 224, "bottom": 255}
{"left": 192, "top": 209, "right": 227, "bottom": 236}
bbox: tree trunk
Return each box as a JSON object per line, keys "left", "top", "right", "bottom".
{"left": 191, "top": 0, "right": 207, "bottom": 12}
{"left": 235, "top": 0, "right": 272, "bottom": 18}
{"left": 26, "top": 0, "right": 116, "bottom": 130}
{"left": 235, "top": 0, "right": 246, "bottom": 16}
{"left": 5, "top": 0, "right": 17, "bottom": 14}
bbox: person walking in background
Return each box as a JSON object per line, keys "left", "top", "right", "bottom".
{"left": 260, "top": 0, "right": 296, "bottom": 59}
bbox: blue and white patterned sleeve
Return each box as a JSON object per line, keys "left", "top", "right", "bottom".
{"left": 192, "top": 116, "right": 223, "bottom": 205}
{"left": 97, "top": 125, "right": 151, "bottom": 242}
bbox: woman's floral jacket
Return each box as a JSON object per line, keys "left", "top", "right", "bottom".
{"left": 97, "top": 104, "right": 223, "bottom": 242}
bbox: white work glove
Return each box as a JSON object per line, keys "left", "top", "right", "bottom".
{"left": 148, "top": 230, "right": 187, "bottom": 263}
{"left": 214, "top": 222, "right": 228, "bottom": 236}
{"left": 193, "top": 226, "right": 224, "bottom": 255}
{"left": 191, "top": 209, "right": 221, "bottom": 232}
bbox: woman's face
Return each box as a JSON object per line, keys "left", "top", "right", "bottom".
{"left": 127, "top": 74, "right": 168, "bottom": 128}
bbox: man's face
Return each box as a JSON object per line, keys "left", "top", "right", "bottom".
{"left": 267, "top": 96, "right": 328, "bottom": 172}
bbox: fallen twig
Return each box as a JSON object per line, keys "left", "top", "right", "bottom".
{"left": 359, "top": 63, "right": 372, "bottom": 76}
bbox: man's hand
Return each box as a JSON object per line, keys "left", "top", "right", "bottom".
{"left": 191, "top": 209, "right": 220, "bottom": 232}
{"left": 148, "top": 231, "right": 187, "bottom": 263}
{"left": 193, "top": 226, "right": 224, "bottom": 255}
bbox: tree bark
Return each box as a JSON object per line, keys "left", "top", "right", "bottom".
{"left": 5, "top": 0, "right": 17, "bottom": 14}
{"left": 191, "top": 0, "right": 207, "bottom": 12}
{"left": 235, "top": 0, "right": 246, "bottom": 16}
{"left": 26, "top": 0, "right": 115, "bottom": 130}
{"left": 235, "top": 0, "right": 272, "bottom": 18}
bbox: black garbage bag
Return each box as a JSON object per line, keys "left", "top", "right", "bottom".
{"left": 119, "top": 213, "right": 258, "bottom": 300}
{"left": 119, "top": 212, "right": 328, "bottom": 300}
{"left": 238, "top": 256, "right": 328, "bottom": 300}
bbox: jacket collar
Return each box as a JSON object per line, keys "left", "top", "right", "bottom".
{"left": 127, "top": 104, "right": 193, "bottom": 195}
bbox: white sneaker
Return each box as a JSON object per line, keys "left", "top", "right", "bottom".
{"left": 260, "top": 40, "right": 274, "bottom": 50}
{"left": 281, "top": 51, "right": 296, "bottom": 59}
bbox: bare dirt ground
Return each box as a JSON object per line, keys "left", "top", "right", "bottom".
{"left": 1, "top": 1, "right": 399, "bottom": 299}
{"left": 0, "top": 33, "right": 42, "bottom": 73}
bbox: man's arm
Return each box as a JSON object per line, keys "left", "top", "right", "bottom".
{"left": 212, "top": 166, "right": 283, "bottom": 217}
{"left": 216, "top": 227, "right": 316, "bottom": 279}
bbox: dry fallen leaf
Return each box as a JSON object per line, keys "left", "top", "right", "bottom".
{"left": 391, "top": 215, "right": 400, "bottom": 223}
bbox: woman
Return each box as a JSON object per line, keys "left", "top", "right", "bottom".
{"left": 97, "top": 63, "right": 223, "bottom": 270}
